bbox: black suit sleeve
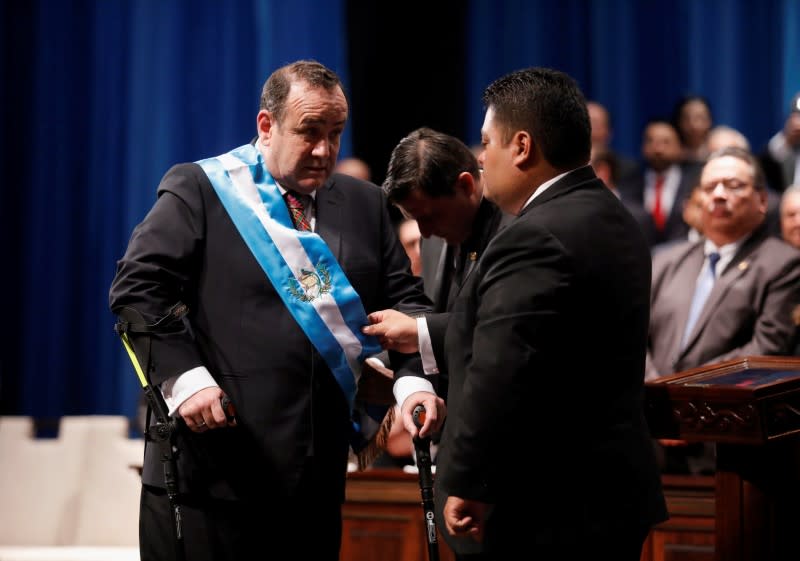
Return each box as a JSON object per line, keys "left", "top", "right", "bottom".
{"left": 425, "top": 312, "right": 451, "bottom": 370}
{"left": 109, "top": 163, "right": 208, "bottom": 385}
{"left": 437, "top": 223, "right": 571, "bottom": 498}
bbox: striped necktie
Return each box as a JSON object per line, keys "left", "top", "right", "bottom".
{"left": 284, "top": 190, "right": 312, "bottom": 231}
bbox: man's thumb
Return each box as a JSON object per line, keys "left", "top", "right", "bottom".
{"left": 367, "top": 310, "right": 384, "bottom": 323}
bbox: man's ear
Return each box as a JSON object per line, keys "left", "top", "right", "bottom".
{"left": 256, "top": 110, "right": 273, "bottom": 144}
{"left": 758, "top": 188, "right": 769, "bottom": 215}
{"left": 512, "top": 130, "right": 534, "bottom": 166}
{"left": 454, "top": 171, "right": 477, "bottom": 198}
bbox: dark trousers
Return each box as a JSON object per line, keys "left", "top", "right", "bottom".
{"left": 482, "top": 505, "right": 651, "bottom": 561}
{"left": 140, "top": 461, "right": 343, "bottom": 561}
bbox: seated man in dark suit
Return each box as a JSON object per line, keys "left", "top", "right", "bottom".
{"left": 647, "top": 146, "right": 800, "bottom": 474}
{"left": 617, "top": 119, "right": 703, "bottom": 246}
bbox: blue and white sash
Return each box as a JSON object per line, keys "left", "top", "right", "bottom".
{"left": 197, "top": 144, "right": 381, "bottom": 413}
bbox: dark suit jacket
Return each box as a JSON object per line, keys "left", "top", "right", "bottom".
{"left": 620, "top": 194, "right": 658, "bottom": 247}
{"left": 647, "top": 224, "right": 800, "bottom": 377}
{"left": 422, "top": 198, "right": 509, "bottom": 374}
{"left": 435, "top": 166, "right": 668, "bottom": 550}
{"left": 618, "top": 161, "right": 702, "bottom": 245}
{"left": 109, "top": 162, "right": 430, "bottom": 501}
{"left": 420, "top": 235, "right": 448, "bottom": 308}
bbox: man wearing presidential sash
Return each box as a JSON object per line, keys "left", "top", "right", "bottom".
{"left": 110, "top": 59, "right": 444, "bottom": 560}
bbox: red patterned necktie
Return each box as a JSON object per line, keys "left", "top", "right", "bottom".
{"left": 284, "top": 190, "right": 312, "bottom": 231}
{"left": 652, "top": 174, "right": 666, "bottom": 231}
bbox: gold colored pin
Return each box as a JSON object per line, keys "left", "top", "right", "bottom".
{"left": 738, "top": 261, "right": 748, "bottom": 271}
{"left": 468, "top": 252, "right": 477, "bottom": 262}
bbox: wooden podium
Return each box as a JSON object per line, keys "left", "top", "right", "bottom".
{"left": 645, "top": 356, "right": 800, "bottom": 561}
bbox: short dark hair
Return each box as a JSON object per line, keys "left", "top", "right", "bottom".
{"left": 481, "top": 67, "right": 591, "bottom": 170}
{"left": 705, "top": 146, "right": 767, "bottom": 191}
{"left": 259, "top": 60, "right": 345, "bottom": 124}
{"left": 382, "top": 127, "right": 480, "bottom": 204}
{"left": 671, "top": 94, "right": 713, "bottom": 143}
{"left": 643, "top": 117, "right": 680, "bottom": 138}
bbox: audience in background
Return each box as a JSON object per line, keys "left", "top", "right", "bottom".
{"left": 334, "top": 156, "right": 372, "bottom": 182}
{"left": 646, "top": 147, "right": 800, "bottom": 474}
{"left": 673, "top": 95, "right": 714, "bottom": 164}
{"left": 618, "top": 119, "right": 703, "bottom": 246}
{"left": 760, "top": 92, "right": 800, "bottom": 193}
{"left": 652, "top": 184, "right": 706, "bottom": 256}
{"left": 706, "top": 124, "right": 782, "bottom": 237}
{"left": 707, "top": 125, "right": 750, "bottom": 153}
{"left": 397, "top": 218, "right": 423, "bottom": 276}
{"left": 587, "top": 100, "right": 639, "bottom": 185}
{"left": 780, "top": 184, "right": 800, "bottom": 250}
{"left": 680, "top": 186, "right": 705, "bottom": 243}
{"left": 591, "top": 149, "right": 656, "bottom": 247}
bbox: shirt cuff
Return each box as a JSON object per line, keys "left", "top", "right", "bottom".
{"left": 393, "top": 374, "right": 435, "bottom": 411}
{"left": 417, "top": 316, "right": 439, "bottom": 374}
{"left": 160, "top": 366, "right": 219, "bottom": 416}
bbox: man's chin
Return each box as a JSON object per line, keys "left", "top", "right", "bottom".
{"left": 296, "top": 176, "right": 329, "bottom": 193}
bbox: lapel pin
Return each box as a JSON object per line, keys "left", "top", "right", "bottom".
{"left": 738, "top": 261, "right": 749, "bottom": 272}
{"left": 468, "top": 252, "right": 477, "bottom": 262}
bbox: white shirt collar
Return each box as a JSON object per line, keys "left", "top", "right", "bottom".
{"left": 276, "top": 183, "right": 317, "bottom": 201}
{"left": 703, "top": 237, "right": 743, "bottom": 276}
{"left": 521, "top": 167, "right": 584, "bottom": 211}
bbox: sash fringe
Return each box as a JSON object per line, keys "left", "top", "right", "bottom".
{"left": 355, "top": 405, "right": 395, "bottom": 471}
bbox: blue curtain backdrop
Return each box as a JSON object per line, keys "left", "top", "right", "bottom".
{"left": 1, "top": 0, "right": 799, "bottom": 424}
{"left": 466, "top": 0, "right": 800, "bottom": 160}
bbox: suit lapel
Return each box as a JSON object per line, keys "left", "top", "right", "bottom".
{"left": 678, "top": 227, "right": 766, "bottom": 353}
{"left": 421, "top": 236, "right": 448, "bottom": 307}
{"left": 685, "top": 258, "right": 748, "bottom": 348}
{"left": 314, "top": 180, "right": 343, "bottom": 260}
{"left": 447, "top": 199, "right": 506, "bottom": 303}
{"left": 671, "top": 246, "right": 706, "bottom": 357}
{"left": 462, "top": 253, "right": 478, "bottom": 283}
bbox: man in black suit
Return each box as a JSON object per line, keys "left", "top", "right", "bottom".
{"left": 365, "top": 126, "right": 507, "bottom": 559}
{"left": 439, "top": 67, "right": 667, "bottom": 558}
{"left": 591, "top": 147, "right": 657, "bottom": 247}
{"left": 109, "top": 60, "right": 443, "bottom": 561}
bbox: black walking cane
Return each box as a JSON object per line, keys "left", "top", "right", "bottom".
{"left": 412, "top": 404, "right": 440, "bottom": 561}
